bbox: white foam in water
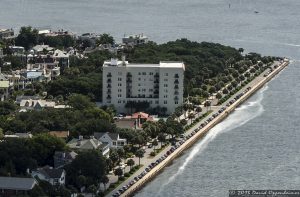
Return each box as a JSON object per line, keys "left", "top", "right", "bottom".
{"left": 156, "top": 85, "right": 268, "bottom": 193}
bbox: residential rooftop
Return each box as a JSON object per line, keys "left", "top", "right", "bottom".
{"left": 0, "top": 176, "right": 37, "bottom": 190}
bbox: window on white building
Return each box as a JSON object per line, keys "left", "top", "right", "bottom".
{"left": 164, "top": 73, "right": 168, "bottom": 76}
{"left": 118, "top": 78, "right": 122, "bottom": 81}
{"left": 164, "top": 84, "right": 168, "bottom": 87}
{"left": 118, "top": 72, "right": 122, "bottom": 75}
{"left": 164, "top": 78, "right": 168, "bottom": 82}
{"left": 175, "top": 101, "right": 178, "bottom": 104}
{"left": 155, "top": 100, "right": 159, "bottom": 104}
{"left": 164, "top": 100, "right": 167, "bottom": 104}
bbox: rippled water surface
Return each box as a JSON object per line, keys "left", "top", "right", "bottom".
{"left": 1, "top": 0, "right": 300, "bottom": 196}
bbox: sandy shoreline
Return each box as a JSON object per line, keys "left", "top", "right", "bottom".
{"left": 117, "top": 60, "right": 289, "bottom": 197}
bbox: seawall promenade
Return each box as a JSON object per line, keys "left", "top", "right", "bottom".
{"left": 120, "top": 60, "right": 289, "bottom": 197}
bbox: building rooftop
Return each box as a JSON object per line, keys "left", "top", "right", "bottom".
{"left": 35, "top": 166, "right": 64, "bottom": 179}
{"left": 94, "top": 132, "right": 119, "bottom": 141}
{"left": 114, "top": 119, "right": 136, "bottom": 129}
{"left": 16, "top": 95, "right": 41, "bottom": 104}
{"left": 0, "top": 176, "right": 37, "bottom": 190}
{"left": 103, "top": 59, "right": 184, "bottom": 69}
{"left": 123, "top": 34, "right": 148, "bottom": 39}
{"left": 49, "top": 131, "right": 70, "bottom": 138}
{"left": 33, "top": 45, "right": 54, "bottom": 52}
{"left": 67, "top": 138, "right": 104, "bottom": 150}
{"left": 0, "top": 81, "right": 9, "bottom": 88}
{"left": 26, "top": 71, "right": 43, "bottom": 79}
{"left": 53, "top": 49, "right": 69, "bottom": 58}
{"left": 4, "top": 133, "right": 32, "bottom": 138}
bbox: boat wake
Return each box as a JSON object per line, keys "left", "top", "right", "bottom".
{"left": 156, "top": 85, "right": 268, "bottom": 194}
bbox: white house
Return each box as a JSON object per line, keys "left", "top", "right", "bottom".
{"left": 94, "top": 132, "right": 127, "bottom": 149}
{"left": 102, "top": 58, "right": 185, "bottom": 114}
{"left": 32, "top": 166, "right": 66, "bottom": 186}
{"left": 67, "top": 136, "right": 110, "bottom": 157}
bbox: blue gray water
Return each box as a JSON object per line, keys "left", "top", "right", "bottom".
{"left": 1, "top": 0, "right": 300, "bottom": 196}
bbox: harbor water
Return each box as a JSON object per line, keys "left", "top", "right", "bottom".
{"left": 1, "top": 0, "right": 300, "bottom": 196}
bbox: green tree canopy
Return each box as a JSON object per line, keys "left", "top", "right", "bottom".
{"left": 15, "top": 26, "right": 39, "bottom": 50}
{"left": 66, "top": 150, "right": 107, "bottom": 189}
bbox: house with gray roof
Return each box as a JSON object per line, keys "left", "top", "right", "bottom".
{"left": 54, "top": 151, "right": 78, "bottom": 169}
{"left": 31, "top": 166, "right": 65, "bottom": 186}
{"left": 94, "top": 132, "right": 127, "bottom": 149}
{"left": 0, "top": 176, "right": 37, "bottom": 196}
{"left": 67, "top": 136, "right": 110, "bottom": 157}
{"left": 16, "top": 95, "right": 41, "bottom": 104}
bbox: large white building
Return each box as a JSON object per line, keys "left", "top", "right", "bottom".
{"left": 102, "top": 58, "right": 185, "bottom": 114}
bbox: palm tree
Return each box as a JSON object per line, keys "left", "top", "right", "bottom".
{"left": 152, "top": 139, "right": 158, "bottom": 151}
{"left": 174, "top": 106, "right": 183, "bottom": 121}
{"left": 216, "top": 93, "right": 222, "bottom": 103}
{"left": 204, "top": 101, "right": 211, "bottom": 112}
{"left": 157, "top": 133, "right": 166, "bottom": 148}
{"left": 126, "top": 159, "right": 135, "bottom": 171}
{"left": 166, "top": 127, "right": 176, "bottom": 140}
{"left": 114, "top": 168, "right": 123, "bottom": 181}
{"left": 117, "top": 148, "right": 125, "bottom": 164}
{"left": 188, "top": 113, "right": 195, "bottom": 122}
{"left": 136, "top": 149, "right": 144, "bottom": 166}
{"left": 101, "top": 175, "right": 109, "bottom": 191}
{"left": 195, "top": 106, "right": 202, "bottom": 117}
{"left": 222, "top": 88, "right": 229, "bottom": 95}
